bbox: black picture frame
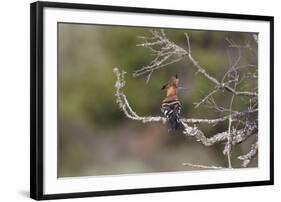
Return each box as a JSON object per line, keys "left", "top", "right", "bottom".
{"left": 30, "top": 1, "right": 274, "bottom": 200}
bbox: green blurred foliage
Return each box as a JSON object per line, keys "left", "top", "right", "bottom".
{"left": 58, "top": 23, "right": 257, "bottom": 177}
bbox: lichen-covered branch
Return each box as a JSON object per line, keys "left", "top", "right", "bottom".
{"left": 182, "top": 162, "right": 223, "bottom": 169}
{"left": 181, "top": 109, "right": 257, "bottom": 124}
{"left": 181, "top": 120, "right": 257, "bottom": 147}
{"left": 114, "top": 30, "right": 258, "bottom": 168}
{"left": 114, "top": 67, "right": 257, "bottom": 148}
{"left": 238, "top": 141, "right": 258, "bottom": 167}
{"left": 114, "top": 67, "right": 165, "bottom": 124}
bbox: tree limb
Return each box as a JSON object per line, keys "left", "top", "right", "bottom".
{"left": 135, "top": 30, "right": 257, "bottom": 97}
{"left": 114, "top": 30, "right": 258, "bottom": 168}
{"left": 114, "top": 67, "right": 257, "bottom": 147}
{"left": 238, "top": 141, "right": 258, "bottom": 167}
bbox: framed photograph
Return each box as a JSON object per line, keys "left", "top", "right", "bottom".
{"left": 30, "top": 1, "right": 274, "bottom": 200}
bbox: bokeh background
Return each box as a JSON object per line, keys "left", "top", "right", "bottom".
{"left": 58, "top": 23, "right": 258, "bottom": 177}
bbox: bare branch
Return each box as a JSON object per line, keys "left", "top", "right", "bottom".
{"left": 184, "top": 33, "right": 191, "bottom": 54}
{"left": 182, "top": 162, "right": 223, "bottom": 169}
{"left": 114, "top": 69, "right": 257, "bottom": 126}
{"left": 181, "top": 109, "right": 257, "bottom": 124}
{"left": 186, "top": 50, "right": 221, "bottom": 86}
{"left": 135, "top": 30, "right": 257, "bottom": 97}
{"left": 186, "top": 34, "right": 251, "bottom": 99}
{"left": 238, "top": 141, "right": 258, "bottom": 167}
{"left": 134, "top": 30, "right": 186, "bottom": 80}
{"left": 185, "top": 34, "right": 257, "bottom": 97}
{"left": 114, "top": 67, "right": 165, "bottom": 123}
{"left": 114, "top": 67, "right": 257, "bottom": 147}
{"left": 181, "top": 120, "right": 257, "bottom": 146}
{"left": 194, "top": 89, "right": 218, "bottom": 108}
{"left": 223, "top": 85, "right": 257, "bottom": 97}
{"left": 114, "top": 30, "right": 258, "bottom": 169}
{"left": 225, "top": 83, "right": 237, "bottom": 168}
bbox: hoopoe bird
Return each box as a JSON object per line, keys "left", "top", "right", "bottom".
{"left": 161, "top": 75, "right": 183, "bottom": 131}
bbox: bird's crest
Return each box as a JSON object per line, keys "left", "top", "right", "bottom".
{"left": 161, "top": 74, "right": 179, "bottom": 90}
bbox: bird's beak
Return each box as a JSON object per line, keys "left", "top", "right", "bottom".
{"left": 161, "top": 84, "right": 167, "bottom": 90}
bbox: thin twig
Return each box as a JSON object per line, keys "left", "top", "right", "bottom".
{"left": 194, "top": 89, "right": 218, "bottom": 108}
{"left": 182, "top": 162, "right": 223, "bottom": 169}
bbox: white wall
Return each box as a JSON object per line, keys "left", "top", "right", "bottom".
{"left": 0, "top": 0, "right": 279, "bottom": 201}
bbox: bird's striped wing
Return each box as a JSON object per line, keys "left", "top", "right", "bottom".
{"left": 161, "top": 100, "right": 182, "bottom": 131}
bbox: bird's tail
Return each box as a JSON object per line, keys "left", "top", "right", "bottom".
{"left": 166, "top": 110, "right": 183, "bottom": 131}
